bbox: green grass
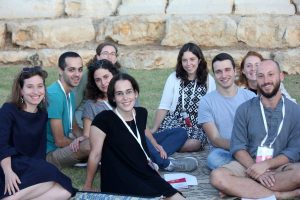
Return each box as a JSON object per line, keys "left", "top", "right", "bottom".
{"left": 0, "top": 65, "right": 299, "bottom": 190}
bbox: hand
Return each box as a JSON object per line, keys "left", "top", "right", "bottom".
{"left": 154, "top": 144, "right": 167, "bottom": 159}
{"left": 258, "top": 171, "right": 276, "bottom": 188}
{"left": 246, "top": 161, "right": 269, "bottom": 180}
{"left": 70, "top": 136, "right": 86, "bottom": 152}
{"left": 4, "top": 169, "right": 21, "bottom": 195}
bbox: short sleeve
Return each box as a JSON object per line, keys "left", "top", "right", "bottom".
{"left": 230, "top": 104, "right": 249, "bottom": 156}
{"left": 91, "top": 110, "right": 111, "bottom": 135}
{"left": 158, "top": 73, "right": 176, "bottom": 110}
{"left": 82, "top": 101, "right": 95, "bottom": 120}
{"left": 47, "top": 91, "right": 64, "bottom": 119}
{"left": 83, "top": 101, "right": 108, "bottom": 121}
{"left": 198, "top": 97, "right": 214, "bottom": 124}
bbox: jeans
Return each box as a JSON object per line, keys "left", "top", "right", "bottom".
{"left": 207, "top": 148, "right": 233, "bottom": 170}
{"left": 146, "top": 127, "right": 187, "bottom": 169}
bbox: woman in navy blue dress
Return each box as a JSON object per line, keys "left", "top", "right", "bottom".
{"left": 0, "top": 67, "right": 77, "bottom": 200}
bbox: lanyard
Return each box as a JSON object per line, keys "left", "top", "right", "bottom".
{"left": 114, "top": 109, "right": 151, "bottom": 161}
{"left": 103, "top": 100, "right": 113, "bottom": 111}
{"left": 259, "top": 97, "right": 285, "bottom": 147}
{"left": 57, "top": 80, "right": 73, "bottom": 130}
{"left": 181, "top": 80, "right": 197, "bottom": 111}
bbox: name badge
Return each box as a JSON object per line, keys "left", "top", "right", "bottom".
{"left": 181, "top": 111, "right": 192, "bottom": 127}
{"left": 256, "top": 146, "right": 273, "bottom": 163}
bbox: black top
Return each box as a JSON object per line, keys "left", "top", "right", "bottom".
{"left": 0, "top": 103, "right": 77, "bottom": 198}
{"left": 92, "top": 107, "right": 177, "bottom": 198}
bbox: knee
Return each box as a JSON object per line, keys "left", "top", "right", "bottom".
{"left": 207, "top": 153, "right": 218, "bottom": 170}
{"left": 180, "top": 139, "right": 201, "bottom": 152}
{"left": 55, "top": 184, "right": 72, "bottom": 199}
{"left": 210, "top": 168, "right": 229, "bottom": 191}
{"left": 80, "top": 139, "right": 90, "bottom": 155}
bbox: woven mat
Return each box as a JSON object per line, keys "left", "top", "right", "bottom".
{"left": 163, "top": 149, "right": 221, "bottom": 200}
{"left": 74, "top": 192, "right": 160, "bottom": 200}
{"left": 74, "top": 149, "right": 238, "bottom": 200}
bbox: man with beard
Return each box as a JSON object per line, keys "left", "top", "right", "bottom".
{"left": 46, "top": 51, "right": 90, "bottom": 169}
{"left": 210, "top": 59, "right": 300, "bottom": 199}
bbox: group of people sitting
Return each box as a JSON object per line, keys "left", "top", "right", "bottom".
{"left": 0, "top": 41, "right": 299, "bottom": 200}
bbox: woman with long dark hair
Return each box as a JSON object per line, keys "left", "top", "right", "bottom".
{"left": 151, "top": 42, "right": 216, "bottom": 152}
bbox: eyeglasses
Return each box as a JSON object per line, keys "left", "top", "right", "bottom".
{"left": 115, "top": 89, "right": 135, "bottom": 97}
{"left": 100, "top": 51, "right": 117, "bottom": 57}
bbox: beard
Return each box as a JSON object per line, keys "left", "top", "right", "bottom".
{"left": 258, "top": 80, "right": 281, "bottom": 99}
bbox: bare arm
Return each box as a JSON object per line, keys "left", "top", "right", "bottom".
{"left": 82, "top": 118, "right": 92, "bottom": 138}
{"left": 50, "top": 119, "right": 72, "bottom": 148}
{"left": 202, "top": 122, "right": 230, "bottom": 150}
{"left": 234, "top": 149, "right": 255, "bottom": 169}
{"left": 83, "top": 126, "right": 106, "bottom": 191}
{"left": 72, "top": 120, "right": 83, "bottom": 137}
{"left": 145, "top": 128, "right": 167, "bottom": 159}
{"left": 151, "top": 109, "right": 168, "bottom": 133}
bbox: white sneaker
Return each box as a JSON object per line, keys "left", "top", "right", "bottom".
{"left": 74, "top": 162, "right": 87, "bottom": 167}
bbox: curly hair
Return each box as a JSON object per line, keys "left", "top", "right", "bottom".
{"left": 86, "top": 41, "right": 122, "bottom": 69}
{"left": 175, "top": 42, "right": 208, "bottom": 86}
{"left": 9, "top": 66, "right": 48, "bottom": 111}
{"left": 86, "top": 59, "right": 120, "bottom": 101}
{"left": 237, "top": 51, "right": 263, "bottom": 87}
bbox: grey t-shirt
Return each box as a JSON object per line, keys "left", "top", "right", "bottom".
{"left": 198, "top": 88, "right": 255, "bottom": 148}
{"left": 82, "top": 99, "right": 112, "bottom": 121}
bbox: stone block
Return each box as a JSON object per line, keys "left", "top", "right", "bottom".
{"left": 0, "top": 50, "right": 35, "bottom": 64}
{"left": 204, "top": 49, "right": 271, "bottom": 71}
{"left": 161, "top": 15, "right": 237, "bottom": 47}
{"left": 0, "top": 23, "right": 5, "bottom": 48}
{"left": 0, "top": 0, "right": 64, "bottom": 19}
{"left": 167, "top": 0, "right": 233, "bottom": 14}
{"left": 38, "top": 49, "right": 95, "bottom": 67}
{"left": 7, "top": 18, "right": 95, "bottom": 48}
{"left": 65, "top": 0, "right": 120, "bottom": 18}
{"left": 118, "top": 47, "right": 178, "bottom": 69}
{"left": 118, "top": 0, "right": 167, "bottom": 15}
{"left": 235, "top": 0, "right": 295, "bottom": 15}
{"left": 273, "top": 48, "right": 300, "bottom": 74}
{"left": 237, "top": 16, "right": 300, "bottom": 48}
{"left": 285, "top": 16, "right": 300, "bottom": 48}
{"left": 96, "top": 15, "right": 165, "bottom": 45}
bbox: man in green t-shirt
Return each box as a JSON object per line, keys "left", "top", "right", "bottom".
{"left": 46, "top": 51, "right": 90, "bottom": 169}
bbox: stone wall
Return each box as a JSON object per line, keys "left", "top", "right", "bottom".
{"left": 0, "top": 0, "right": 299, "bottom": 74}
